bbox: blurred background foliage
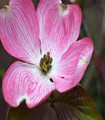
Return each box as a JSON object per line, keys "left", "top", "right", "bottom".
{"left": 0, "top": 0, "right": 105, "bottom": 120}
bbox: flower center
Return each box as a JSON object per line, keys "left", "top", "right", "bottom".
{"left": 39, "top": 52, "right": 53, "bottom": 73}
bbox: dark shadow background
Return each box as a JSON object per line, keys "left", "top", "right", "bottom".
{"left": 0, "top": 0, "right": 105, "bottom": 119}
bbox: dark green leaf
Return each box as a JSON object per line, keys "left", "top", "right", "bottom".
{"left": 7, "top": 102, "right": 48, "bottom": 120}
{"left": 7, "top": 86, "right": 103, "bottom": 120}
{"left": 51, "top": 85, "right": 103, "bottom": 120}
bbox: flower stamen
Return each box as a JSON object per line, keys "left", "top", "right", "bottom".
{"left": 40, "top": 52, "right": 53, "bottom": 73}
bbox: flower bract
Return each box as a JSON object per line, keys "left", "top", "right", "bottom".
{"left": 0, "top": 0, "right": 93, "bottom": 108}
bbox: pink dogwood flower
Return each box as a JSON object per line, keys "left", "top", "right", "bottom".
{"left": 0, "top": 0, "right": 93, "bottom": 108}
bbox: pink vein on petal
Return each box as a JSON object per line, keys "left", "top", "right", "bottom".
{"left": 2, "top": 61, "right": 55, "bottom": 108}
{"left": 50, "top": 37, "right": 94, "bottom": 92}
{"left": 0, "top": 0, "right": 41, "bottom": 65}
{"left": 37, "top": 0, "right": 82, "bottom": 62}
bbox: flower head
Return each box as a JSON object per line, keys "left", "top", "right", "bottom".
{"left": 0, "top": 0, "right": 93, "bottom": 108}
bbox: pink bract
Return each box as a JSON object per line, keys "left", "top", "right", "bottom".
{"left": 0, "top": 0, "right": 93, "bottom": 108}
